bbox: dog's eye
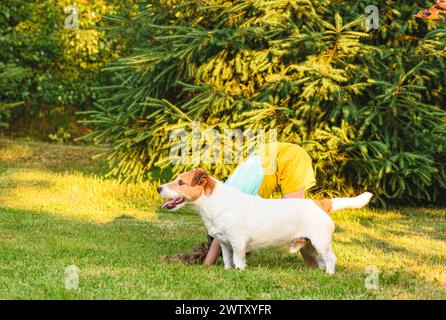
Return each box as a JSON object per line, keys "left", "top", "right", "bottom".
{"left": 178, "top": 180, "right": 185, "bottom": 186}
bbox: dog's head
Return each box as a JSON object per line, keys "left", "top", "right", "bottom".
{"left": 157, "top": 168, "right": 216, "bottom": 211}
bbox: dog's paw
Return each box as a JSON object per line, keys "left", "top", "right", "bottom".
{"left": 234, "top": 263, "right": 246, "bottom": 270}
{"left": 325, "top": 270, "right": 335, "bottom": 276}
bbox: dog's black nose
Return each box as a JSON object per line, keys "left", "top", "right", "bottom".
{"left": 156, "top": 186, "right": 162, "bottom": 194}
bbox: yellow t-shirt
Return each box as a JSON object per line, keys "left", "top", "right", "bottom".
{"left": 257, "top": 142, "right": 316, "bottom": 198}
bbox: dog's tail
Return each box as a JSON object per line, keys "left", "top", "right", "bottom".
{"left": 330, "top": 192, "right": 373, "bottom": 213}
{"left": 314, "top": 192, "right": 373, "bottom": 214}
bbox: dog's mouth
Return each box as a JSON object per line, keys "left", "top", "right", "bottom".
{"left": 162, "top": 197, "right": 185, "bottom": 210}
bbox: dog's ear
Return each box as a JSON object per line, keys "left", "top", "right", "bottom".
{"left": 191, "top": 168, "right": 208, "bottom": 186}
{"left": 191, "top": 167, "right": 215, "bottom": 196}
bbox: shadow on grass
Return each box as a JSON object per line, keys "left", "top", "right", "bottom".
{"left": 112, "top": 214, "right": 138, "bottom": 222}
{"left": 0, "top": 176, "right": 55, "bottom": 189}
{"left": 0, "top": 138, "right": 109, "bottom": 177}
{"left": 337, "top": 235, "right": 410, "bottom": 254}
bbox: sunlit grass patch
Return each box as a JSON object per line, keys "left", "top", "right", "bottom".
{"left": 0, "top": 168, "right": 160, "bottom": 223}
{"left": 0, "top": 141, "right": 33, "bottom": 162}
{"left": 0, "top": 138, "right": 161, "bottom": 223}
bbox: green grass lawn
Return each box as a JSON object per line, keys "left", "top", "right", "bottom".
{"left": 0, "top": 138, "right": 445, "bottom": 299}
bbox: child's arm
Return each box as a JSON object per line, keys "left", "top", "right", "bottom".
{"left": 204, "top": 239, "right": 222, "bottom": 266}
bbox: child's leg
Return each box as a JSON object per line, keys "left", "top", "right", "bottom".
{"left": 300, "top": 242, "right": 320, "bottom": 268}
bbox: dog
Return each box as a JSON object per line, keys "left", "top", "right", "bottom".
{"left": 157, "top": 168, "right": 373, "bottom": 274}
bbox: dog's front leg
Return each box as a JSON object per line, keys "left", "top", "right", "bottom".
{"left": 220, "top": 243, "right": 234, "bottom": 269}
{"left": 231, "top": 240, "right": 247, "bottom": 270}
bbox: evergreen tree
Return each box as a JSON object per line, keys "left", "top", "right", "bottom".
{"left": 82, "top": 0, "right": 446, "bottom": 205}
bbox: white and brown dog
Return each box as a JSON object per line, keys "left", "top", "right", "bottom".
{"left": 157, "top": 168, "right": 373, "bottom": 274}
